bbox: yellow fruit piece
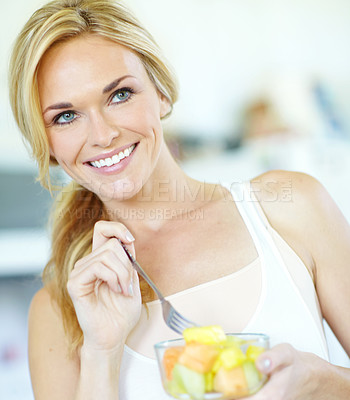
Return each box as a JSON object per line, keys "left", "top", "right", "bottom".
{"left": 204, "top": 371, "right": 214, "bottom": 392}
{"left": 246, "top": 345, "right": 265, "bottom": 361}
{"left": 211, "top": 357, "right": 222, "bottom": 374}
{"left": 218, "top": 346, "right": 246, "bottom": 370}
{"left": 183, "top": 325, "right": 227, "bottom": 345}
{"left": 178, "top": 343, "right": 220, "bottom": 373}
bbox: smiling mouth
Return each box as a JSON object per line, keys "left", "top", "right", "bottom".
{"left": 89, "top": 144, "right": 137, "bottom": 168}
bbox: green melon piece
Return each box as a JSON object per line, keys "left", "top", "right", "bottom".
{"left": 242, "top": 360, "right": 263, "bottom": 394}
{"left": 167, "top": 376, "right": 186, "bottom": 397}
{"left": 171, "top": 363, "right": 206, "bottom": 399}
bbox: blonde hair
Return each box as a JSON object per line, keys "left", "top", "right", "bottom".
{"left": 9, "top": 0, "right": 178, "bottom": 353}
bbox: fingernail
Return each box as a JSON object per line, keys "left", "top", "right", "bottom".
{"left": 125, "top": 230, "right": 135, "bottom": 242}
{"left": 128, "top": 281, "right": 134, "bottom": 296}
{"left": 257, "top": 358, "right": 271, "bottom": 373}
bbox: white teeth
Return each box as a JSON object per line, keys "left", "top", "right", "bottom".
{"left": 112, "top": 154, "right": 120, "bottom": 164}
{"left": 90, "top": 144, "right": 136, "bottom": 168}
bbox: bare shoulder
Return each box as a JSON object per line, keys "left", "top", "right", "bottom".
{"left": 29, "top": 285, "right": 65, "bottom": 340}
{"left": 250, "top": 169, "right": 336, "bottom": 230}
{"left": 251, "top": 169, "right": 322, "bottom": 206}
{"left": 29, "top": 285, "right": 80, "bottom": 399}
{"left": 29, "top": 284, "right": 57, "bottom": 320}
{"left": 249, "top": 169, "right": 346, "bottom": 279}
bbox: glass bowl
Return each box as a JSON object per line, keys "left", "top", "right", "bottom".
{"left": 154, "top": 333, "right": 269, "bottom": 400}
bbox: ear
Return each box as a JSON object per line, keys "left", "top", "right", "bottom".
{"left": 159, "top": 92, "right": 171, "bottom": 118}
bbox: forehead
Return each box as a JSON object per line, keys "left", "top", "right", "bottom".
{"left": 37, "top": 35, "right": 148, "bottom": 94}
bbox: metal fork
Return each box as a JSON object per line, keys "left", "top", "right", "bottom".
{"left": 120, "top": 242, "right": 197, "bottom": 334}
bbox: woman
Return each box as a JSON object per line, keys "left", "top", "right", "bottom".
{"left": 9, "top": 0, "right": 350, "bottom": 399}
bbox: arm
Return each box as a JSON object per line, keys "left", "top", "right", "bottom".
{"left": 29, "top": 287, "right": 125, "bottom": 400}
{"left": 29, "top": 222, "right": 142, "bottom": 400}
{"left": 249, "top": 170, "right": 350, "bottom": 399}
{"left": 29, "top": 287, "right": 80, "bottom": 400}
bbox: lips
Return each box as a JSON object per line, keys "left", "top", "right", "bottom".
{"left": 84, "top": 142, "right": 138, "bottom": 175}
{"left": 85, "top": 142, "right": 138, "bottom": 165}
{"left": 89, "top": 144, "right": 136, "bottom": 168}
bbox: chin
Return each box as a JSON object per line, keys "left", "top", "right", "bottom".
{"left": 92, "top": 178, "right": 144, "bottom": 203}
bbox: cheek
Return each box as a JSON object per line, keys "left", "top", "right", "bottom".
{"left": 116, "top": 99, "right": 163, "bottom": 137}
{"left": 47, "top": 130, "right": 84, "bottom": 163}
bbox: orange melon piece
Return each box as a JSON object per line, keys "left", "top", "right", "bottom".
{"left": 213, "top": 366, "right": 249, "bottom": 398}
{"left": 163, "top": 347, "right": 184, "bottom": 380}
{"left": 178, "top": 343, "right": 220, "bottom": 373}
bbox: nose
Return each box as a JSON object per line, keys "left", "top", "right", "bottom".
{"left": 87, "top": 110, "right": 120, "bottom": 148}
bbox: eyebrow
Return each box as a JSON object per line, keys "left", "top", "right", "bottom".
{"left": 43, "top": 102, "right": 73, "bottom": 114}
{"left": 102, "top": 75, "right": 133, "bottom": 94}
{"left": 43, "top": 75, "right": 134, "bottom": 114}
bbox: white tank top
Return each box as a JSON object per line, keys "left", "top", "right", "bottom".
{"left": 119, "top": 182, "right": 329, "bottom": 399}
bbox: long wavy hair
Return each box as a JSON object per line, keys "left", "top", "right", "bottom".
{"left": 8, "top": 0, "right": 178, "bottom": 353}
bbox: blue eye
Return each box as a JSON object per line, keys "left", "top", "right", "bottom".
{"left": 111, "top": 88, "right": 133, "bottom": 104}
{"left": 55, "top": 111, "right": 76, "bottom": 125}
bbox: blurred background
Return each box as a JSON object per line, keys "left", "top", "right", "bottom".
{"left": 1, "top": 0, "right": 350, "bottom": 398}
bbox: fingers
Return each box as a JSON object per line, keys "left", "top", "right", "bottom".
{"left": 256, "top": 343, "right": 295, "bottom": 375}
{"left": 68, "top": 220, "right": 138, "bottom": 303}
{"left": 91, "top": 220, "right": 136, "bottom": 295}
{"left": 92, "top": 220, "right": 135, "bottom": 254}
{"left": 92, "top": 220, "right": 136, "bottom": 275}
{"left": 68, "top": 260, "right": 121, "bottom": 299}
{"left": 70, "top": 238, "right": 135, "bottom": 298}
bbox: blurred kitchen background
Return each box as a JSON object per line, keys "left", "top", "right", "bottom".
{"left": 1, "top": 0, "right": 350, "bottom": 398}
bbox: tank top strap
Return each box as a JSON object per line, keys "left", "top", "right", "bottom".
{"left": 241, "top": 181, "right": 271, "bottom": 228}
{"left": 227, "top": 181, "right": 273, "bottom": 257}
{"left": 228, "top": 181, "right": 289, "bottom": 269}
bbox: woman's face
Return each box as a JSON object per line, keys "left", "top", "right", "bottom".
{"left": 38, "top": 35, "right": 169, "bottom": 201}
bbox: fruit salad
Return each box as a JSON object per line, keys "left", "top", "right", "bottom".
{"left": 154, "top": 326, "right": 269, "bottom": 400}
